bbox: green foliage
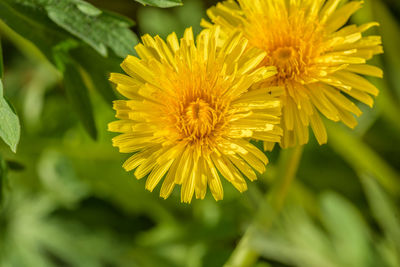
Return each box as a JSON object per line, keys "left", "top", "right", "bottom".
{"left": 62, "top": 59, "right": 97, "bottom": 139}
{"left": 0, "top": 191, "right": 135, "bottom": 267}
{"left": 71, "top": 46, "right": 119, "bottom": 106}
{"left": 0, "top": 0, "right": 399, "bottom": 267}
{"left": 42, "top": 0, "right": 138, "bottom": 58}
{"left": 0, "top": 79, "right": 20, "bottom": 153}
{"left": 134, "top": 0, "right": 183, "bottom": 8}
{"left": 251, "top": 191, "right": 397, "bottom": 267}
{"left": 0, "top": 41, "right": 20, "bottom": 152}
{"left": 320, "top": 193, "right": 371, "bottom": 267}
{"left": 0, "top": 0, "right": 67, "bottom": 63}
{"left": 0, "top": 0, "right": 138, "bottom": 139}
{"left": 361, "top": 174, "right": 400, "bottom": 264}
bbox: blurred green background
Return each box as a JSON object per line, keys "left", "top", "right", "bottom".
{"left": 0, "top": 0, "right": 400, "bottom": 266}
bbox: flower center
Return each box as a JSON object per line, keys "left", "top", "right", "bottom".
{"left": 157, "top": 64, "right": 231, "bottom": 147}
{"left": 268, "top": 46, "right": 307, "bottom": 83}
{"left": 274, "top": 47, "right": 294, "bottom": 61}
{"left": 182, "top": 98, "right": 220, "bottom": 140}
{"left": 244, "top": 12, "right": 325, "bottom": 85}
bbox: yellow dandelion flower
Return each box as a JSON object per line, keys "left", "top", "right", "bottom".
{"left": 203, "top": 0, "right": 383, "bottom": 149}
{"left": 108, "top": 27, "right": 282, "bottom": 203}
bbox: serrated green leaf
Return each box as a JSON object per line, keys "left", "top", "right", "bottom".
{"left": 43, "top": 0, "right": 138, "bottom": 57}
{"left": 0, "top": 79, "right": 21, "bottom": 153}
{"left": 134, "top": 0, "right": 183, "bottom": 8}
{"left": 0, "top": 0, "right": 138, "bottom": 60}
{"left": 62, "top": 60, "right": 97, "bottom": 139}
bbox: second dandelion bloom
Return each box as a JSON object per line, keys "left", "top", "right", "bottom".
{"left": 109, "top": 27, "right": 282, "bottom": 203}
{"left": 204, "top": 0, "right": 383, "bottom": 148}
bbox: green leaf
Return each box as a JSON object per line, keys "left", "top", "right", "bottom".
{"left": 250, "top": 208, "right": 337, "bottom": 267}
{"left": 320, "top": 192, "right": 372, "bottom": 267}
{"left": 0, "top": 39, "right": 20, "bottom": 153}
{"left": 0, "top": 0, "right": 138, "bottom": 59}
{"left": 361, "top": 174, "right": 400, "bottom": 259}
{"left": 62, "top": 60, "right": 97, "bottom": 139}
{"left": 74, "top": 0, "right": 102, "bottom": 16}
{"left": 134, "top": 0, "right": 183, "bottom": 8}
{"left": 0, "top": 79, "right": 21, "bottom": 153}
{"left": 0, "top": 0, "right": 70, "bottom": 64}
{"left": 43, "top": 0, "right": 138, "bottom": 57}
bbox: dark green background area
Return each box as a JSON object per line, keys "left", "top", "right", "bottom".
{"left": 1, "top": 0, "right": 400, "bottom": 266}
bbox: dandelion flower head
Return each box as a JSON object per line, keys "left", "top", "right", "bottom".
{"left": 204, "top": 0, "right": 383, "bottom": 148}
{"left": 108, "top": 27, "right": 282, "bottom": 203}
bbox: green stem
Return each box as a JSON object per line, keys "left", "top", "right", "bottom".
{"left": 269, "top": 146, "right": 304, "bottom": 210}
{"left": 224, "top": 146, "right": 304, "bottom": 267}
